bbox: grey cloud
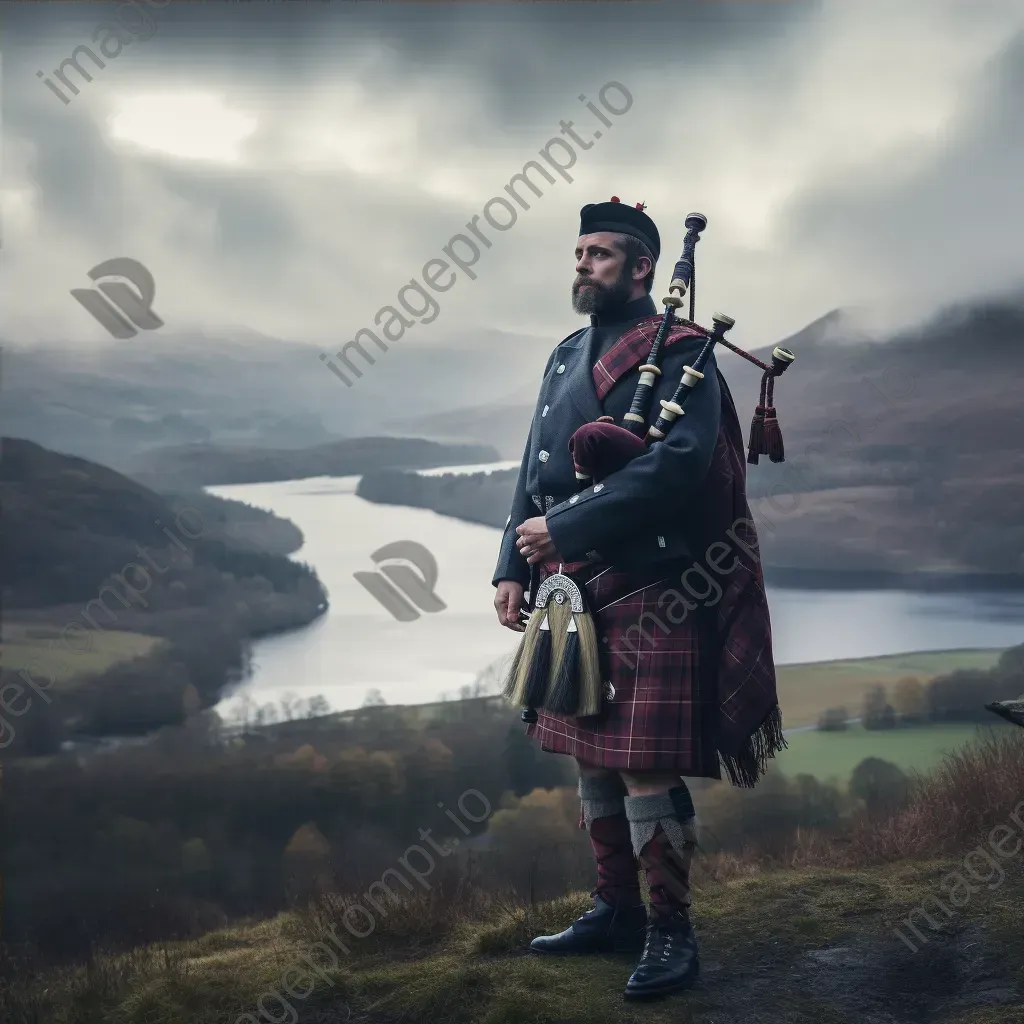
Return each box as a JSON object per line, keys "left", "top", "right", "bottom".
{"left": 2, "top": 0, "right": 1023, "bottom": 353}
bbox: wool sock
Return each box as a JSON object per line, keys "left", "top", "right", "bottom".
{"left": 578, "top": 773, "right": 642, "bottom": 907}
{"left": 624, "top": 784, "right": 699, "bottom": 923}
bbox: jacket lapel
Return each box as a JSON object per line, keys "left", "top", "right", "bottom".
{"left": 561, "top": 327, "right": 604, "bottom": 423}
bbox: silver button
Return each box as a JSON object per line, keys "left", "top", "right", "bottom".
{"left": 569, "top": 494, "right": 579, "bottom": 504}
{"left": 542, "top": 404, "right": 549, "bottom": 417}
{"left": 556, "top": 364, "right": 566, "bottom": 374}
{"left": 593, "top": 483, "right": 604, "bottom": 493}
{"left": 604, "top": 681, "right": 616, "bottom": 701}
{"left": 538, "top": 450, "right": 549, "bottom": 462}
{"left": 657, "top": 535, "right": 666, "bottom": 548}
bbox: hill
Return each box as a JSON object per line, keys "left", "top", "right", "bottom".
{"left": 0, "top": 437, "right": 328, "bottom": 750}
{"left": 1, "top": 326, "right": 552, "bottom": 473}
{"left": 364, "top": 294, "right": 1024, "bottom": 581}
{"left": 6, "top": 728, "right": 1024, "bottom": 1023}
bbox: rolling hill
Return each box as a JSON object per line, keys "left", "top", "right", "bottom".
{"left": 367, "top": 293, "right": 1024, "bottom": 580}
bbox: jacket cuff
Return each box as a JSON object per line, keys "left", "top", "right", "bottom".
{"left": 546, "top": 484, "right": 610, "bottom": 561}
{"left": 492, "top": 515, "right": 531, "bottom": 587}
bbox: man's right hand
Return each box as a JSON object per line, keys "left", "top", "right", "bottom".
{"left": 494, "top": 580, "right": 526, "bottom": 632}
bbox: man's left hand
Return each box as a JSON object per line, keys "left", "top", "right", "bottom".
{"left": 516, "top": 516, "right": 560, "bottom": 565}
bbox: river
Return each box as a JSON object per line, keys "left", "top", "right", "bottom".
{"left": 207, "top": 467, "right": 1024, "bottom": 722}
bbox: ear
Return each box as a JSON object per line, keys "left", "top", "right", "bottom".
{"left": 631, "top": 255, "right": 653, "bottom": 282}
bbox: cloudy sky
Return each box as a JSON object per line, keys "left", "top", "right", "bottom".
{"left": 3, "top": 0, "right": 1023, "bottom": 354}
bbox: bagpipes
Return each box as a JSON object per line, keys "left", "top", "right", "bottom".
{"left": 503, "top": 211, "right": 795, "bottom": 724}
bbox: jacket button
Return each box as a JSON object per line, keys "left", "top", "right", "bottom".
{"left": 569, "top": 494, "right": 579, "bottom": 504}
{"left": 556, "top": 364, "right": 566, "bottom": 374}
{"left": 542, "top": 404, "right": 549, "bottom": 417}
{"left": 593, "top": 483, "right": 604, "bottom": 493}
{"left": 538, "top": 450, "right": 549, "bottom": 462}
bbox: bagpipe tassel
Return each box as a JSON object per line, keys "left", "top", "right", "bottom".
{"left": 760, "top": 370, "right": 786, "bottom": 463}
{"left": 761, "top": 407, "right": 785, "bottom": 463}
{"left": 747, "top": 405, "right": 765, "bottom": 465}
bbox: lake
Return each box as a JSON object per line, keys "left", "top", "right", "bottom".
{"left": 207, "top": 467, "right": 1024, "bottom": 723}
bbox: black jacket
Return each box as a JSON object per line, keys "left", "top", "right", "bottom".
{"left": 492, "top": 294, "right": 721, "bottom": 587}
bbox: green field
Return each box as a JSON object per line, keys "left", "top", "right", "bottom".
{"left": 2, "top": 621, "right": 161, "bottom": 688}
{"left": 773, "top": 720, "right": 1016, "bottom": 783}
{"left": 775, "top": 647, "right": 1006, "bottom": 729}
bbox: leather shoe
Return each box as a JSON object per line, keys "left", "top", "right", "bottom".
{"left": 623, "top": 910, "right": 700, "bottom": 999}
{"left": 530, "top": 890, "right": 647, "bottom": 955}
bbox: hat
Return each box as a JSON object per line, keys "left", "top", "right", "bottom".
{"left": 578, "top": 196, "right": 660, "bottom": 260}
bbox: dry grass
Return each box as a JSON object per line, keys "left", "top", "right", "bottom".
{"left": 6, "top": 728, "right": 1024, "bottom": 1023}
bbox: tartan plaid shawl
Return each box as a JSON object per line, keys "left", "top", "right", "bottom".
{"left": 594, "top": 315, "right": 787, "bottom": 787}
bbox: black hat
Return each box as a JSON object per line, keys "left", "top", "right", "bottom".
{"left": 578, "top": 197, "right": 660, "bottom": 260}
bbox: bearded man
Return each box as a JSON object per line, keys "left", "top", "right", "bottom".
{"left": 491, "top": 198, "right": 785, "bottom": 1000}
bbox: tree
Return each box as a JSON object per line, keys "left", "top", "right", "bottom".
{"left": 849, "top": 757, "right": 909, "bottom": 815}
{"left": 862, "top": 684, "right": 896, "bottom": 729}
{"left": 893, "top": 676, "right": 926, "bottom": 723}
{"left": 817, "top": 706, "right": 849, "bottom": 732}
{"left": 306, "top": 694, "right": 331, "bottom": 718}
{"left": 362, "top": 688, "right": 387, "bottom": 707}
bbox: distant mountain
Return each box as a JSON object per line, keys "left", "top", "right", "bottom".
{"left": 1, "top": 326, "right": 553, "bottom": 472}
{"left": 362, "top": 293, "right": 1024, "bottom": 580}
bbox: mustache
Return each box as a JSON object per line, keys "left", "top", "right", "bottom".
{"left": 573, "top": 277, "right": 603, "bottom": 290}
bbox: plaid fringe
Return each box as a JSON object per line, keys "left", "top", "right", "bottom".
{"left": 719, "top": 704, "right": 787, "bottom": 788}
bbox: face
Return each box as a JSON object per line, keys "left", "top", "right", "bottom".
{"left": 571, "top": 231, "right": 646, "bottom": 315}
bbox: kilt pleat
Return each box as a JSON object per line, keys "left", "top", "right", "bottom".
{"left": 525, "top": 559, "right": 722, "bottom": 776}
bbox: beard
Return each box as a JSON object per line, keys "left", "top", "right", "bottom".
{"left": 571, "top": 265, "right": 634, "bottom": 315}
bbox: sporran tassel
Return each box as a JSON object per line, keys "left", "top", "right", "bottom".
{"left": 504, "top": 602, "right": 547, "bottom": 707}
{"left": 573, "top": 609, "right": 603, "bottom": 717}
{"left": 545, "top": 613, "right": 581, "bottom": 715}
{"left": 522, "top": 616, "right": 553, "bottom": 710}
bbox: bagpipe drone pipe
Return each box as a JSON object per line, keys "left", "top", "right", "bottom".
{"left": 504, "top": 212, "right": 796, "bottom": 724}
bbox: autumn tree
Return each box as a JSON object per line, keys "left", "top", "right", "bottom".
{"left": 893, "top": 676, "right": 926, "bottom": 723}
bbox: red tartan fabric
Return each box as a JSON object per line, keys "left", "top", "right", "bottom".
{"left": 526, "top": 314, "right": 783, "bottom": 783}
{"left": 593, "top": 316, "right": 705, "bottom": 401}
{"left": 525, "top": 557, "right": 722, "bottom": 775}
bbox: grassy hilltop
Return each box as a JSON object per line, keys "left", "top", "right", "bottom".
{"left": 5, "top": 729, "right": 1024, "bottom": 1024}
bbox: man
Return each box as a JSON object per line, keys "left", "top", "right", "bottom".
{"left": 491, "top": 197, "right": 784, "bottom": 1000}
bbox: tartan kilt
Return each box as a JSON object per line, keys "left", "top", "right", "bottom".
{"left": 524, "top": 557, "right": 722, "bottom": 777}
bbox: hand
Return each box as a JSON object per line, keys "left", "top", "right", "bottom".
{"left": 515, "top": 516, "right": 559, "bottom": 566}
{"left": 494, "top": 580, "right": 526, "bottom": 632}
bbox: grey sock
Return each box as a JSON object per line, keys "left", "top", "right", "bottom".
{"left": 577, "top": 772, "right": 627, "bottom": 830}
{"left": 623, "top": 786, "right": 699, "bottom": 857}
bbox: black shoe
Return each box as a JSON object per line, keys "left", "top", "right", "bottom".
{"left": 530, "top": 890, "right": 647, "bottom": 955}
{"left": 623, "top": 910, "right": 700, "bottom": 1000}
